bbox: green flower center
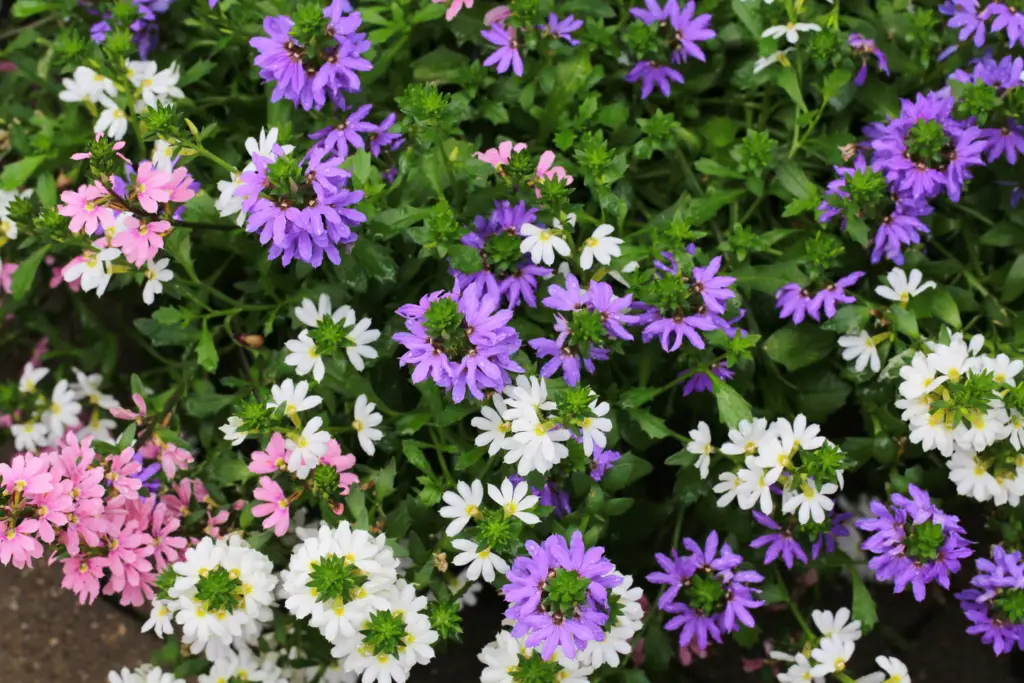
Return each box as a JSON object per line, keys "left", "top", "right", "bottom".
{"left": 683, "top": 571, "right": 726, "bottom": 615}
{"left": 567, "top": 309, "right": 607, "bottom": 356}
{"left": 423, "top": 298, "right": 473, "bottom": 357}
{"left": 904, "top": 520, "right": 945, "bottom": 562}
{"left": 511, "top": 652, "right": 562, "bottom": 683}
{"left": 905, "top": 119, "right": 952, "bottom": 166}
{"left": 307, "top": 554, "right": 368, "bottom": 605}
{"left": 993, "top": 589, "right": 1024, "bottom": 624}
{"left": 484, "top": 231, "right": 526, "bottom": 276}
{"left": 542, "top": 568, "right": 592, "bottom": 617}
{"left": 195, "top": 566, "right": 245, "bottom": 613}
{"left": 361, "top": 609, "right": 409, "bottom": 658}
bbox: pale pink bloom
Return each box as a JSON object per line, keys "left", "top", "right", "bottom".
{"left": 109, "top": 393, "right": 147, "bottom": 421}
{"left": 252, "top": 476, "right": 290, "bottom": 536}
{"left": 534, "top": 150, "right": 574, "bottom": 196}
{"left": 71, "top": 133, "right": 128, "bottom": 162}
{"left": 58, "top": 183, "right": 114, "bottom": 234}
{"left": 158, "top": 443, "right": 194, "bottom": 478}
{"left": 204, "top": 508, "right": 229, "bottom": 538}
{"left": 101, "top": 515, "right": 155, "bottom": 606}
{"left": 141, "top": 499, "right": 187, "bottom": 570}
{"left": 61, "top": 555, "right": 107, "bottom": 604}
{"left": 432, "top": 0, "right": 473, "bottom": 21}
{"left": 0, "top": 519, "right": 43, "bottom": 568}
{"left": 475, "top": 140, "right": 527, "bottom": 168}
{"left": 160, "top": 477, "right": 205, "bottom": 517}
{"left": 679, "top": 642, "right": 708, "bottom": 667}
{"left": 58, "top": 258, "right": 85, "bottom": 292}
{"left": 133, "top": 161, "right": 174, "bottom": 213}
{"left": 322, "top": 439, "right": 359, "bottom": 496}
{"left": 104, "top": 448, "right": 143, "bottom": 500}
{"left": 34, "top": 481, "right": 74, "bottom": 543}
{"left": 0, "top": 262, "right": 17, "bottom": 295}
{"left": 166, "top": 166, "right": 197, "bottom": 203}
{"left": 250, "top": 432, "right": 290, "bottom": 474}
{"left": 111, "top": 216, "right": 171, "bottom": 267}
{"left": 0, "top": 453, "right": 55, "bottom": 497}
{"left": 484, "top": 5, "right": 511, "bottom": 25}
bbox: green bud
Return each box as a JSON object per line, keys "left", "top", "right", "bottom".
{"left": 360, "top": 609, "right": 409, "bottom": 658}
{"left": 428, "top": 600, "right": 463, "bottom": 643}
{"left": 904, "top": 520, "right": 945, "bottom": 561}
{"left": 194, "top": 566, "right": 245, "bottom": 613}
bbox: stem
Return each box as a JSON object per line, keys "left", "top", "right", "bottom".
{"left": 190, "top": 145, "right": 237, "bottom": 175}
{"left": 773, "top": 566, "right": 815, "bottom": 638}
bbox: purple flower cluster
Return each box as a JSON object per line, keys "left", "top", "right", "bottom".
{"left": 856, "top": 483, "right": 973, "bottom": 602}
{"left": 308, "top": 104, "right": 404, "bottom": 161}
{"left": 647, "top": 531, "right": 764, "bottom": 650}
{"left": 481, "top": 13, "right": 582, "bottom": 77}
{"left": 530, "top": 274, "right": 638, "bottom": 386}
{"left": 950, "top": 56, "right": 1024, "bottom": 165}
{"left": 775, "top": 272, "right": 864, "bottom": 324}
{"left": 957, "top": 545, "right": 1024, "bottom": 655}
{"left": 251, "top": 0, "right": 371, "bottom": 111}
{"left": 625, "top": 0, "right": 716, "bottom": 98}
{"left": 682, "top": 361, "right": 734, "bottom": 396}
{"left": 236, "top": 147, "right": 365, "bottom": 267}
{"left": 502, "top": 531, "right": 622, "bottom": 660}
{"left": 393, "top": 280, "right": 523, "bottom": 403}
{"left": 89, "top": 0, "right": 175, "bottom": 58}
{"left": 941, "top": 0, "right": 1024, "bottom": 48}
{"left": 453, "top": 201, "right": 552, "bottom": 309}
{"left": 509, "top": 475, "right": 572, "bottom": 518}
{"left": 848, "top": 33, "right": 890, "bottom": 86}
{"left": 749, "top": 510, "right": 852, "bottom": 569}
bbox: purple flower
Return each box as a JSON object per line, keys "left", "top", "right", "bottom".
{"left": 682, "top": 361, "right": 733, "bottom": 396}
{"left": 647, "top": 531, "right": 764, "bottom": 650}
{"left": 530, "top": 316, "right": 609, "bottom": 386}
{"left": 957, "top": 545, "right": 1024, "bottom": 655}
{"left": 309, "top": 104, "right": 378, "bottom": 159}
{"left": 749, "top": 512, "right": 808, "bottom": 569}
{"left": 367, "top": 113, "right": 404, "bottom": 156}
{"left": 810, "top": 512, "right": 853, "bottom": 559}
{"left": 671, "top": 0, "right": 716, "bottom": 64}
{"left": 943, "top": 0, "right": 987, "bottom": 46}
{"left": 775, "top": 283, "right": 817, "bottom": 324}
{"left": 539, "top": 13, "right": 584, "bottom": 46}
{"left": 630, "top": 0, "right": 681, "bottom": 24}
{"left": 849, "top": 33, "right": 889, "bottom": 86}
{"left": 481, "top": 22, "right": 524, "bottom": 77}
{"left": 392, "top": 280, "right": 523, "bottom": 403}
{"left": 626, "top": 61, "right": 684, "bottom": 99}
{"left": 509, "top": 476, "right": 572, "bottom": 517}
{"left": 590, "top": 445, "right": 622, "bottom": 481}
{"left": 856, "top": 483, "right": 973, "bottom": 601}
{"left": 808, "top": 271, "right": 864, "bottom": 320}
{"left": 950, "top": 54, "right": 1024, "bottom": 89}
{"left": 503, "top": 531, "right": 622, "bottom": 660}
{"left": 983, "top": 2, "right": 1024, "bottom": 47}
{"left": 691, "top": 255, "right": 736, "bottom": 314}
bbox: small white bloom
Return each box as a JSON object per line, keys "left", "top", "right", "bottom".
{"left": 344, "top": 317, "right": 380, "bottom": 372}
{"left": 18, "top": 363, "right": 49, "bottom": 394}
{"left": 71, "top": 367, "right": 119, "bottom": 410}
{"left": 520, "top": 223, "right": 570, "bottom": 266}
{"left": 863, "top": 655, "right": 911, "bottom": 683}
{"left": 720, "top": 418, "right": 769, "bottom": 456}
{"left": 64, "top": 248, "right": 120, "bottom": 297}
{"left": 579, "top": 398, "right": 612, "bottom": 456}
{"left": 11, "top": 421, "right": 49, "bottom": 452}
{"left": 502, "top": 375, "right": 557, "bottom": 424}
{"left": 452, "top": 539, "right": 509, "bottom": 583}
{"left": 215, "top": 173, "right": 246, "bottom": 225}
{"left": 776, "top": 653, "right": 817, "bottom": 683}
{"left": 142, "top": 258, "right": 174, "bottom": 305}
{"left": 982, "top": 352, "right": 1024, "bottom": 387}
{"left": 94, "top": 99, "right": 129, "bottom": 140}
{"left": 753, "top": 48, "right": 794, "bottom": 73}
{"left": 472, "top": 394, "right": 512, "bottom": 456}
{"left": 267, "top": 378, "right": 323, "bottom": 416}
{"left": 59, "top": 66, "right": 118, "bottom": 105}
{"left": 107, "top": 665, "right": 184, "bottom": 683}
{"left": 142, "top": 599, "right": 175, "bottom": 638}
{"left": 294, "top": 293, "right": 354, "bottom": 328}
{"left": 505, "top": 421, "right": 571, "bottom": 476}
{"left": 133, "top": 61, "right": 184, "bottom": 110}
{"left": 809, "top": 635, "right": 856, "bottom": 677}
{"left": 579, "top": 573, "right": 644, "bottom": 668}
{"left": 838, "top": 331, "right": 882, "bottom": 373}
{"left": 762, "top": 22, "right": 822, "bottom": 44}
{"left": 151, "top": 140, "right": 178, "bottom": 172}
{"left": 897, "top": 351, "right": 945, "bottom": 401}
{"left": 875, "top": 267, "right": 935, "bottom": 304}
{"left": 219, "top": 416, "right": 249, "bottom": 446}
{"left": 284, "top": 330, "right": 325, "bottom": 382}
{"left": 285, "top": 416, "right": 331, "bottom": 478}
{"left": 352, "top": 394, "right": 383, "bottom": 456}
{"left": 488, "top": 478, "right": 540, "bottom": 525}
{"left": 438, "top": 480, "right": 484, "bottom": 537}
{"left": 755, "top": 414, "right": 824, "bottom": 476}
{"left": 811, "top": 607, "right": 862, "bottom": 643}
{"left": 948, "top": 446, "right": 1002, "bottom": 503}
{"left": 579, "top": 224, "right": 623, "bottom": 271}
{"left": 783, "top": 479, "right": 838, "bottom": 525}
{"left": 687, "top": 421, "right": 715, "bottom": 480}
{"left": 42, "top": 379, "right": 82, "bottom": 436}
{"left": 713, "top": 470, "right": 742, "bottom": 508}
{"left": 736, "top": 456, "right": 780, "bottom": 513}
{"left": 246, "top": 127, "right": 295, "bottom": 161}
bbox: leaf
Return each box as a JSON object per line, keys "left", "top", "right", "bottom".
{"left": 694, "top": 158, "right": 744, "bottom": 179}
{"left": 851, "top": 573, "right": 878, "bottom": 634}
{"left": 620, "top": 385, "right": 661, "bottom": 409}
{"left": 633, "top": 410, "right": 671, "bottom": 439}
{"left": 699, "top": 116, "right": 739, "bottom": 149}
{"left": 776, "top": 69, "right": 807, "bottom": 113}
{"left": 774, "top": 161, "right": 816, "bottom": 200}
{"left": 455, "top": 446, "right": 486, "bottom": 470}
{"left": 1003, "top": 254, "right": 1024, "bottom": 303}
{"left": 10, "top": 245, "right": 48, "bottom": 301}
{"left": 374, "top": 459, "right": 397, "bottom": 500}
{"left": 211, "top": 453, "right": 255, "bottom": 485}
{"left": 931, "top": 289, "right": 962, "bottom": 328}
{"left": 665, "top": 449, "right": 695, "bottom": 467}
{"left": 888, "top": 305, "right": 919, "bottom": 338}
{"left": 153, "top": 307, "right": 187, "bottom": 325}
{"left": 353, "top": 239, "right": 397, "bottom": 282}
{"left": 764, "top": 326, "right": 836, "bottom": 371}
{"left": 401, "top": 440, "right": 433, "bottom": 476}
{"left": 181, "top": 60, "right": 216, "bottom": 87}
{"left": 604, "top": 498, "right": 635, "bottom": 516}
{"left": 845, "top": 213, "right": 870, "bottom": 246}
{"left": 184, "top": 391, "right": 234, "bottom": 418}
{"left": 822, "top": 68, "right": 852, "bottom": 101}
{"left": 197, "top": 322, "right": 219, "bottom": 373}
{"left": 412, "top": 46, "right": 470, "bottom": 83}
{"left": 12, "top": 0, "right": 62, "bottom": 18}
{"left": 732, "top": 263, "right": 807, "bottom": 293}
{"left": 711, "top": 375, "right": 752, "bottom": 428}
{"left": 448, "top": 244, "right": 482, "bottom": 274}
{"left": 35, "top": 172, "right": 57, "bottom": 207}
{"left": 601, "top": 453, "right": 654, "bottom": 492}
{"left": 1, "top": 155, "right": 46, "bottom": 190}
{"left": 685, "top": 189, "right": 745, "bottom": 226}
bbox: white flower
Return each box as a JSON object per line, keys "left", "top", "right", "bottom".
{"left": 268, "top": 378, "right": 323, "bottom": 416}
{"left": 142, "top": 258, "right": 174, "bottom": 305}
{"left": 713, "top": 470, "right": 742, "bottom": 508}
{"left": 811, "top": 607, "right": 862, "bottom": 643}
{"left": 246, "top": 126, "right": 294, "bottom": 161}
{"left": 687, "top": 421, "right": 715, "bottom": 480}
{"left": 520, "top": 223, "right": 570, "bottom": 266}
{"left": 452, "top": 539, "right": 509, "bottom": 583}
{"left": 198, "top": 647, "right": 283, "bottom": 683}
{"left": 809, "top": 636, "right": 856, "bottom": 677}
{"left": 762, "top": 22, "right": 822, "bottom": 43}
{"left": 285, "top": 416, "right": 331, "bottom": 478}
{"left": 41, "top": 379, "right": 82, "bottom": 435}
{"left": 753, "top": 48, "right": 795, "bottom": 73}
{"left": 755, "top": 415, "right": 824, "bottom": 476}
{"left": 215, "top": 173, "right": 246, "bottom": 224}
{"left": 860, "top": 656, "right": 911, "bottom": 683}
{"left": 875, "top": 268, "right": 935, "bottom": 304}
{"left": 579, "top": 573, "right": 643, "bottom": 668}
{"left": 502, "top": 375, "right": 557, "bottom": 424}
{"left": 897, "top": 351, "right": 945, "bottom": 401}
{"left": 11, "top": 421, "right": 49, "bottom": 452}
{"left": 504, "top": 421, "right": 571, "bottom": 476}
{"left": 132, "top": 61, "right": 184, "bottom": 110}
{"left": 579, "top": 398, "right": 612, "bottom": 456}
{"left": 284, "top": 330, "right": 325, "bottom": 382}
{"left": 294, "top": 293, "right": 354, "bottom": 328}
{"left": 838, "top": 331, "right": 882, "bottom": 373}
{"left": 782, "top": 479, "right": 838, "bottom": 525}
{"left": 488, "top": 478, "right": 540, "bottom": 525}
{"left": 60, "top": 66, "right": 118, "bottom": 104}
{"left": 953, "top": 405, "right": 1011, "bottom": 452}
{"left": 18, "top": 363, "right": 49, "bottom": 394}
{"left": 344, "top": 317, "right": 380, "bottom": 372}
{"left": 479, "top": 632, "right": 593, "bottom": 683}
{"left": 472, "top": 394, "right": 512, "bottom": 456}
{"left": 142, "top": 599, "right": 175, "bottom": 638}
{"left": 776, "top": 653, "right": 817, "bottom": 683}
{"left": 219, "top": 416, "right": 249, "bottom": 446}
{"left": 95, "top": 99, "right": 129, "bottom": 140}
{"left": 721, "top": 418, "right": 769, "bottom": 456}
{"left": 107, "top": 665, "right": 184, "bottom": 683}
{"left": 579, "top": 224, "right": 623, "bottom": 270}
{"left": 64, "top": 248, "right": 120, "bottom": 296}
{"left": 151, "top": 140, "right": 178, "bottom": 172}
{"left": 736, "top": 456, "right": 780, "bottom": 513}
{"left": 352, "top": 394, "right": 383, "bottom": 456}
{"left": 982, "top": 353, "right": 1024, "bottom": 386}
{"left": 438, "top": 480, "right": 484, "bottom": 536}
{"left": 947, "top": 446, "right": 1002, "bottom": 503}
{"left": 608, "top": 259, "right": 639, "bottom": 287}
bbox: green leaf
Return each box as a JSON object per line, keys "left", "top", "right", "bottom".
{"left": 845, "top": 214, "right": 870, "bottom": 246}
{"left": 686, "top": 189, "right": 745, "bottom": 226}
{"left": 152, "top": 307, "right": 186, "bottom": 325}
{"left": 604, "top": 497, "right": 635, "bottom": 516}
{"left": 353, "top": 239, "right": 397, "bottom": 282}
{"left": 401, "top": 440, "right": 433, "bottom": 476}
{"left": 1003, "top": 254, "right": 1024, "bottom": 303}
{"left": 711, "top": 374, "right": 752, "bottom": 428}
{"left": 601, "top": 453, "right": 654, "bottom": 492}
{"left": 633, "top": 410, "right": 671, "bottom": 439}
{"left": 10, "top": 245, "right": 48, "bottom": 301}
{"left": 211, "top": 453, "right": 255, "bottom": 485}
{"left": 851, "top": 572, "right": 878, "bottom": 634}
{"left": 822, "top": 68, "right": 852, "bottom": 101}
{"left": 620, "top": 385, "right": 661, "bottom": 409}
{"left": 35, "top": 172, "right": 57, "bottom": 207}
{"left": 776, "top": 69, "right": 807, "bottom": 113}
{"left": 197, "top": 322, "right": 219, "bottom": 373}
{"left": 764, "top": 326, "right": 836, "bottom": 371}
{"left": 12, "top": 0, "right": 62, "bottom": 18}
{"left": 665, "top": 449, "right": 695, "bottom": 467}
{"left": 455, "top": 446, "right": 486, "bottom": 470}
{"left": 930, "top": 289, "right": 962, "bottom": 328}
{"left": 888, "top": 305, "right": 919, "bottom": 338}
{"left": 1, "top": 156, "right": 46, "bottom": 190}
{"left": 375, "top": 459, "right": 397, "bottom": 500}
{"left": 700, "top": 116, "right": 738, "bottom": 149}
{"left": 448, "top": 244, "right": 482, "bottom": 274}
{"left": 694, "top": 158, "right": 744, "bottom": 179}
{"left": 774, "top": 161, "right": 816, "bottom": 200}
{"left": 180, "top": 60, "right": 216, "bottom": 87}
{"left": 184, "top": 391, "right": 234, "bottom": 418}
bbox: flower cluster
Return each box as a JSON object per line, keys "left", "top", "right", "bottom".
{"left": 283, "top": 293, "right": 381, "bottom": 382}
{"left": 958, "top": 545, "right": 1024, "bottom": 655}
{"left": 478, "top": 8, "right": 584, "bottom": 78}
{"left": 625, "top": 0, "right": 716, "bottom": 98}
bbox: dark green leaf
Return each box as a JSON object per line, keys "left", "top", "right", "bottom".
{"left": 10, "top": 245, "right": 48, "bottom": 301}
{"left": 851, "top": 573, "right": 878, "bottom": 634}
{"left": 764, "top": 326, "right": 836, "bottom": 371}
{"left": 711, "top": 375, "right": 752, "bottom": 427}
{"left": 197, "top": 322, "right": 219, "bottom": 373}
{"left": 1, "top": 155, "right": 46, "bottom": 190}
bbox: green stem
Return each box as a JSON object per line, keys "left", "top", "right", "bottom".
{"left": 190, "top": 145, "right": 237, "bottom": 175}
{"left": 773, "top": 566, "right": 814, "bottom": 638}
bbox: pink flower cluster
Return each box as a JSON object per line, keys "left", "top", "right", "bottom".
{"left": 474, "top": 141, "right": 574, "bottom": 198}
{"left": 248, "top": 432, "right": 359, "bottom": 536}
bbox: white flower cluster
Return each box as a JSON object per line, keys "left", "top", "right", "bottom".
{"left": 149, "top": 536, "right": 277, "bottom": 660}
{"left": 10, "top": 364, "right": 119, "bottom": 452}
{"left": 472, "top": 375, "right": 612, "bottom": 476}
{"left": 284, "top": 293, "right": 381, "bottom": 381}
{"left": 710, "top": 415, "right": 845, "bottom": 523}
{"left": 479, "top": 631, "right": 594, "bottom": 683}
{"left": 280, "top": 522, "right": 436, "bottom": 683}
{"left": 772, "top": 607, "right": 909, "bottom": 683}
{"left": 196, "top": 646, "right": 286, "bottom": 683}
{"left": 437, "top": 477, "right": 540, "bottom": 583}
{"left": 215, "top": 127, "right": 295, "bottom": 226}
{"left": 578, "top": 573, "right": 644, "bottom": 668}
{"left": 107, "top": 665, "right": 183, "bottom": 683}
{"left": 894, "top": 331, "right": 1024, "bottom": 505}
{"left": 59, "top": 62, "right": 184, "bottom": 141}
{"left": 519, "top": 213, "right": 624, "bottom": 271}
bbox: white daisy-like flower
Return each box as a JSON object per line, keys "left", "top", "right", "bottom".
{"left": 811, "top": 607, "right": 862, "bottom": 643}
{"left": 219, "top": 416, "right": 249, "bottom": 446}
{"left": 753, "top": 48, "right": 795, "bottom": 73}
{"left": 897, "top": 351, "right": 945, "bottom": 401}
{"left": 151, "top": 140, "right": 178, "bottom": 172}
{"left": 981, "top": 352, "right": 1024, "bottom": 386}
{"left": 687, "top": 420, "right": 715, "bottom": 480}
{"left": 294, "top": 293, "right": 354, "bottom": 328}
{"left": 478, "top": 631, "right": 593, "bottom": 683}
{"left": 198, "top": 646, "right": 284, "bottom": 683}
{"left": 713, "top": 470, "right": 742, "bottom": 508}
{"left": 472, "top": 394, "right": 513, "bottom": 456}
{"left": 141, "top": 599, "right": 175, "bottom": 638}
{"left": 246, "top": 126, "right": 294, "bottom": 161}
{"left": 59, "top": 66, "right": 118, "bottom": 105}
{"left": 488, "top": 478, "right": 540, "bottom": 525}
{"left": 344, "top": 317, "right": 380, "bottom": 372}
{"left": 285, "top": 416, "right": 331, "bottom": 478}
{"left": 782, "top": 479, "right": 838, "bottom": 525}
{"left": 720, "top": 417, "right": 769, "bottom": 457}
{"left": 41, "top": 379, "right": 82, "bottom": 436}
{"left": 284, "top": 330, "right": 326, "bottom": 382}
{"left": 947, "top": 446, "right": 1002, "bottom": 502}
{"left": 18, "top": 363, "right": 49, "bottom": 394}
{"left": 451, "top": 539, "right": 509, "bottom": 583}
{"left": 11, "top": 421, "right": 50, "bottom": 452}
{"left": 579, "top": 224, "right": 623, "bottom": 271}
{"left": 809, "top": 635, "right": 856, "bottom": 678}
{"left": 352, "top": 394, "right": 383, "bottom": 456}
{"left": 142, "top": 257, "right": 174, "bottom": 305}
{"left": 502, "top": 375, "right": 557, "bottom": 424}
{"left": 755, "top": 414, "right": 825, "bottom": 476}
{"left": 438, "top": 480, "right": 484, "bottom": 536}
{"left": 107, "top": 665, "right": 184, "bottom": 683}
{"left": 132, "top": 60, "right": 184, "bottom": 110}
{"left": 875, "top": 267, "right": 936, "bottom": 305}
{"left": 775, "top": 653, "right": 816, "bottom": 683}
{"left": 94, "top": 99, "right": 129, "bottom": 140}
{"left": 838, "top": 331, "right": 882, "bottom": 373}
{"left": 63, "top": 247, "right": 120, "bottom": 296}
{"left": 736, "top": 456, "right": 780, "bottom": 513}
{"left": 579, "top": 572, "right": 643, "bottom": 668}
{"left": 520, "top": 223, "right": 571, "bottom": 266}
{"left": 504, "top": 421, "right": 571, "bottom": 476}
{"left": 761, "top": 21, "right": 822, "bottom": 44}
{"left": 267, "top": 378, "right": 323, "bottom": 416}
{"left": 215, "top": 173, "right": 246, "bottom": 225}
{"left": 579, "top": 398, "right": 612, "bottom": 456}
{"left": 859, "top": 655, "right": 911, "bottom": 683}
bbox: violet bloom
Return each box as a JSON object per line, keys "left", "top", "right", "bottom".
{"left": 810, "top": 511, "right": 853, "bottom": 559}
{"left": 539, "top": 13, "right": 583, "bottom": 46}
{"left": 367, "top": 112, "right": 404, "bottom": 157}
{"left": 949, "top": 53, "right": 1024, "bottom": 89}
{"left": 691, "top": 256, "right": 736, "bottom": 314}
{"left": 775, "top": 283, "right": 817, "bottom": 324}
{"left": 503, "top": 531, "right": 622, "bottom": 660}
{"left": 957, "top": 545, "right": 1024, "bottom": 655}
{"left": 509, "top": 475, "right": 571, "bottom": 517}
{"left": 856, "top": 483, "right": 973, "bottom": 601}
{"left": 590, "top": 445, "right": 622, "bottom": 482}
{"left": 671, "top": 0, "right": 716, "bottom": 64}
{"left": 749, "top": 512, "right": 808, "bottom": 569}
{"left": 309, "top": 104, "right": 378, "bottom": 159}
{"left": 849, "top": 33, "right": 889, "bottom": 86}
{"left": 808, "top": 271, "right": 864, "bottom": 320}
{"left": 626, "top": 61, "right": 684, "bottom": 99}
{"left": 530, "top": 316, "right": 609, "bottom": 386}
{"left": 983, "top": 2, "right": 1024, "bottom": 47}
{"left": 481, "top": 22, "right": 524, "bottom": 77}
{"left": 943, "top": 0, "right": 987, "bottom": 46}
{"left": 682, "top": 361, "right": 733, "bottom": 396}
{"left": 630, "top": 0, "right": 682, "bottom": 24}
{"left": 393, "top": 280, "right": 523, "bottom": 403}
{"left": 647, "top": 531, "right": 764, "bottom": 650}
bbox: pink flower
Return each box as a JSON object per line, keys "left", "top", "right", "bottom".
{"left": 158, "top": 443, "right": 194, "bottom": 479}
{"left": 29, "top": 337, "right": 48, "bottom": 367}
{"left": 58, "top": 183, "right": 114, "bottom": 234}
{"left": 250, "top": 432, "right": 290, "bottom": 474}
{"left": 0, "top": 453, "right": 55, "bottom": 497}
{"left": 140, "top": 499, "right": 187, "bottom": 570}
{"left": 483, "top": 5, "right": 511, "bottom": 25}
{"left": 34, "top": 482, "right": 74, "bottom": 543}
{"left": 0, "top": 519, "right": 43, "bottom": 568}
{"left": 678, "top": 642, "right": 708, "bottom": 667}
{"left": 61, "top": 555, "right": 107, "bottom": 604}
{"left": 432, "top": 0, "right": 473, "bottom": 21}
{"left": 101, "top": 515, "right": 154, "bottom": 606}
{"left": 58, "top": 258, "right": 85, "bottom": 292}
{"left": 0, "top": 262, "right": 17, "bottom": 295}
{"left": 534, "top": 150, "right": 573, "bottom": 197}
{"left": 252, "top": 476, "right": 290, "bottom": 537}
{"left": 160, "top": 477, "right": 207, "bottom": 517}
{"left": 322, "top": 439, "right": 359, "bottom": 496}
{"left": 110, "top": 216, "right": 171, "bottom": 267}
{"left": 133, "top": 161, "right": 174, "bottom": 213}
{"left": 71, "top": 133, "right": 128, "bottom": 162}
{"left": 166, "top": 167, "right": 197, "bottom": 203}
{"left": 204, "top": 509, "right": 229, "bottom": 538}
{"left": 104, "top": 448, "right": 143, "bottom": 500}
{"left": 109, "top": 393, "right": 147, "bottom": 421}
{"left": 474, "top": 140, "right": 527, "bottom": 169}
